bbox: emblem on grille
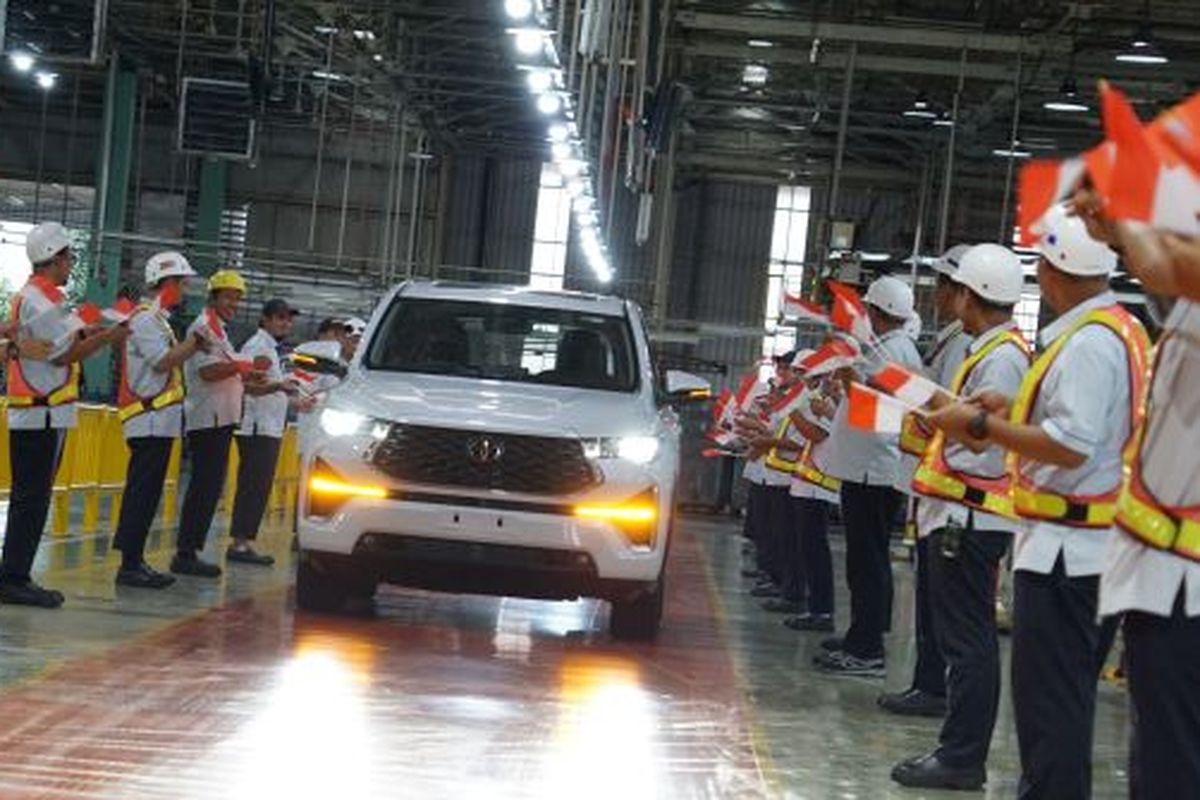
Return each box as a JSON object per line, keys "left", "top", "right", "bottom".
{"left": 466, "top": 436, "right": 505, "bottom": 466}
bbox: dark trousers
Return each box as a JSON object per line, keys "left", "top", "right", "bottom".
{"left": 929, "top": 525, "right": 1010, "bottom": 768}
{"left": 1124, "top": 594, "right": 1200, "bottom": 800}
{"left": 1011, "top": 558, "right": 1100, "bottom": 800}
{"left": 840, "top": 482, "right": 902, "bottom": 659}
{"left": 795, "top": 497, "right": 834, "bottom": 615}
{"left": 763, "top": 485, "right": 792, "bottom": 591}
{"left": 177, "top": 425, "right": 235, "bottom": 554}
{"left": 749, "top": 484, "right": 772, "bottom": 575}
{"left": 230, "top": 434, "right": 282, "bottom": 541}
{"left": 113, "top": 437, "right": 174, "bottom": 563}
{"left": 912, "top": 535, "right": 948, "bottom": 697}
{"left": 1, "top": 427, "right": 64, "bottom": 583}
{"left": 742, "top": 481, "right": 759, "bottom": 542}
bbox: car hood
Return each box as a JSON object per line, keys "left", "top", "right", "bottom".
{"left": 328, "top": 370, "right": 658, "bottom": 438}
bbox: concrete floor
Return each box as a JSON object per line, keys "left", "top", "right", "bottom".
{"left": 0, "top": 510, "right": 1131, "bottom": 798}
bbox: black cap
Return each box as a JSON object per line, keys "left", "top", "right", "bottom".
{"left": 775, "top": 350, "right": 798, "bottom": 365}
{"left": 316, "top": 317, "right": 343, "bottom": 335}
{"left": 261, "top": 298, "right": 299, "bottom": 318}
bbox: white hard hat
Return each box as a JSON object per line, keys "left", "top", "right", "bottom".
{"left": 864, "top": 275, "right": 915, "bottom": 321}
{"left": 25, "top": 222, "right": 71, "bottom": 266}
{"left": 1036, "top": 203, "right": 1118, "bottom": 277}
{"left": 144, "top": 251, "right": 197, "bottom": 286}
{"left": 932, "top": 243, "right": 972, "bottom": 278}
{"left": 344, "top": 316, "right": 367, "bottom": 337}
{"left": 953, "top": 243, "right": 1024, "bottom": 305}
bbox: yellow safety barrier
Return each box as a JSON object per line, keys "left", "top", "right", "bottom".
{"left": 0, "top": 401, "right": 301, "bottom": 537}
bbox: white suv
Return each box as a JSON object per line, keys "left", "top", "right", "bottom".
{"left": 295, "top": 281, "right": 706, "bottom": 639}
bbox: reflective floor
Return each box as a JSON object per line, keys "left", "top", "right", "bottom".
{"left": 0, "top": 510, "right": 1131, "bottom": 799}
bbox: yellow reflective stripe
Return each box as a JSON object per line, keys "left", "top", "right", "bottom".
{"left": 900, "top": 414, "right": 929, "bottom": 455}
{"left": 10, "top": 363, "right": 81, "bottom": 407}
{"left": 119, "top": 385, "right": 185, "bottom": 422}
{"left": 1117, "top": 489, "right": 1200, "bottom": 559}
{"left": 765, "top": 418, "right": 800, "bottom": 473}
{"left": 1013, "top": 486, "right": 1117, "bottom": 527}
{"left": 913, "top": 464, "right": 1016, "bottom": 518}
{"left": 797, "top": 462, "right": 841, "bottom": 492}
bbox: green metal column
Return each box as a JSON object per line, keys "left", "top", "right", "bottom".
{"left": 84, "top": 59, "right": 137, "bottom": 397}
{"left": 189, "top": 157, "right": 228, "bottom": 314}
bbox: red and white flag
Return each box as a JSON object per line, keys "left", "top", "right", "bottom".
{"left": 780, "top": 290, "right": 829, "bottom": 324}
{"left": 1103, "top": 82, "right": 1200, "bottom": 236}
{"left": 153, "top": 282, "right": 184, "bottom": 314}
{"left": 1016, "top": 157, "right": 1087, "bottom": 245}
{"left": 1157, "top": 91, "right": 1200, "bottom": 177}
{"left": 767, "top": 382, "right": 807, "bottom": 416}
{"left": 826, "top": 280, "right": 874, "bottom": 344}
{"left": 711, "top": 387, "right": 732, "bottom": 424}
{"left": 846, "top": 382, "right": 909, "bottom": 434}
{"left": 797, "top": 337, "right": 863, "bottom": 377}
{"left": 869, "top": 362, "right": 944, "bottom": 407}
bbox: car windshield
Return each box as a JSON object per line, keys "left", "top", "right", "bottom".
{"left": 364, "top": 297, "right": 638, "bottom": 392}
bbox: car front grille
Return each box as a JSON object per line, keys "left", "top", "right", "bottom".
{"left": 369, "top": 423, "right": 599, "bottom": 495}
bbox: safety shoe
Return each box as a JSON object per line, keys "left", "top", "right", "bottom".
{"left": 784, "top": 613, "right": 835, "bottom": 632}
{"left": 116, "top": 563, "right": 176, "bottom": 590}
{"left": 819, "top": 635, "right": 844, "bottom": 652}
{"left": 226, "top": 546, "right": 275, "bottom": 567}
{"left": 761, "top": 598, "right": 804, "bottom": 614}
{"left": 891, "top": 752, "right": 985, "bottom": 790}
{"left": 749, "top": 582, "right": 780, "bottom": 598}
{"left": 170, "top": 553, "right": 223, "bottom": 578}
{"left": 0, "top": 580, "right": 65, "bottom": 608}
{"left": 877, "top": 688, "right": 947, "bottom": 718}
{"left": 814, "top": 649, "right": 886, "bottom": 678}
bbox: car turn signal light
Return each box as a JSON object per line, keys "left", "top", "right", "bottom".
{"left": 574, "top": 492, "right": 658, "bottom": 548}
{"left": 309, "top": 476, "right": 388, "bottom": 500}
{"left": 307, "top": 460, "right": 388, "bottom": 518}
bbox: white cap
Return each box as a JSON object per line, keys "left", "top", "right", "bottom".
{"left": 932, "top": 243, "right": 972, "bottom": 278}
{"left": 344, "top": 317, "right": 367, "bottom": 337}
{"left": 864, "top": 275, "right": 915, "bottom": 321}
{"left": 144, "top": 251, "right": 197, "bottom": 286}
{"left": 25, "top": 222, "right": 71, "bottom": 266}
{"left": 790, "top": 348, "right": 816, "bottom": 370}
{"left": 954, "top": 243, "right": 1024, "bottom": 305}
{"left": 1037, "top": 203, "right": 1118, "bottom": 277}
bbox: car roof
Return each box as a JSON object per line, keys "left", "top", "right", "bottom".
{"left": 397, "top": 281, "right": 628, "bottom": 317}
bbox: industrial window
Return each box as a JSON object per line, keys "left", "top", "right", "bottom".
{"left": 761, "top": 185, "right": 812, "bottom": 363}
{"left": 1011, "top": 227, "right": 1041, "bottom": 344}
{"left": 529, "top": 163, "right": 570, "bottom": 291}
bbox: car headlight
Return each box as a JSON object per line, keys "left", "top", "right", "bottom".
{"left": 319, "top": 409, "right": 390, "bottom": 440}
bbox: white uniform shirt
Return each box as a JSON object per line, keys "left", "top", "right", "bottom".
{"left": 184, "top": 308, "right": 244, "bottom": 432}
{"left": 122, "top": 305, "right": 183, "bottom": 439}
{"left": 8, "top": 277, "right": 79, "bottom": 431}
{"left": 1101, "top": 299, "right": 1200, "bottom": 617}
{"left": 1012, "top": 291, "right": 1134, "bottom": 577}
{"left": 917, "top": 322, "right": 1029, "bottom": 537}
{"left": 790, "top": 386, "right": 839, "bottom": 504}
{"left": 825, "top": 328, "right": 923, "bottom": 485}
{"left": 237, "top": 329, "right": 289, "bottom": 439}
{"left": 897, "top": 321, "right": 974, "bottom": 492}
{"left": 762, "top": 387, "right": 803, "bottom": 488}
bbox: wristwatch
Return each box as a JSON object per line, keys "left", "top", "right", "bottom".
{"left": 967, "top": 409, "right": 990, "bottom": 440}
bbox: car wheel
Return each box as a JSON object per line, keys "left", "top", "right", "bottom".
{"left": 610, "top": 574, "right": 664, "bottom": 641}
{"left": 296, "top": 551, "right": 376, "bottom": 614}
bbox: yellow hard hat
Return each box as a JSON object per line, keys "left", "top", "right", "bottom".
{"left": 208, "top": 269, "right": 247, "bottom": 294}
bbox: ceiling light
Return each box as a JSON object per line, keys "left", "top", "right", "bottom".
{"left": 1043, "top": 76, "right": 1089, "bottom": 113}
{"left": 858, "top": 251, "right": 891, "bottom": 263}
{"left": 932, "top": 114, "right": 955, "bottom": 128}
{"left": 576, "top": 210, "right": 599, "bottom": 227}
{"left": 527, "top": 69, "right": 553, "bottom": 93}
{"left": 574, "top": 195, "right": 595, "bottom": 211}
{"left": 742, "top": 64, "right": 769, "bottom": 86}
{"left": 372, "top": 54, "right": 384, "bottom": 63}
{"left": 566, "top": 177, "right": 585, "bottom": 198}
{"left": 913, "top": 94, "right": 929, "bottom": 110}
{"left": 505, "top": 0, "right": 534, "bottom": 19}
{"left": 992, "top": 147, "right": 1032, "bottom": 159}
{"left": 1115, "top": 25, "right": 1169, "bottom": 64}
{"left": 352, "top": 29, "right": 375, "bottom": 41}
{"left": 9, "top": 52, "right": 34, "bottom": 73}
{"left": 903, "top": 109, "right": 937, "bottom": 119}
{"left": 314, "top": 25, "right": 338, "bottom": 35}
{"left": 747, "top": 39, "right": 774, "bottom": 48}
{"left": 35, "top": 71, "right": 56, "bottom": 90}
{"left": 536, "top": 92, "right": 562, "bottom": 115}
{"left": 548, "top": 122, "right": 569, "bottom": 142}
{"left": 513, "top": 28, "right": 545, "bottom": 55}
{"left": 560, "top": 159, "right": 583, "bottom": 177}
{"left": 551, "top": 141, "right": 571, "bottom": 160}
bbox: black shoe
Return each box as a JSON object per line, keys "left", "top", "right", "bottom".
{"left": 814, "top": 649, "right": 886, "bottom": 678}
{"left": 116, "top": 563, "right": 176, "bottom": 590}
{"left": 877, "top": 688, "right": 947, "bottom": 718}
{"left": 784, "top": 613, "right": 835, "bottom": 632}
{"left": 226, "top": 546, "right": 275, "bottom": 567}
{"left": 819, "top": 635, "right": 844, "bottom": 652}
{"left": 891, "top": 752, "right": 985, "bottom": 790}
{"left": 741, "top": 567, "right": 766, "bottom": 579}
{"left": 0, "top": 580, "right": 64, "bottom": 608}
{"left": 170, "top": 553, "right": 223, "bottom": 578}
{"left": 761, "top": 598, "right": 804, "bottom": 614}
{"left": 749, "top": 583, "right": 780, "bottom": 598}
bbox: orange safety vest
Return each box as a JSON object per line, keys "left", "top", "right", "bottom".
{"left": 1114, "top": 332, "right": 1200, "bottom": 561}
{"left": 117, "top": 304, "right": 184, "bottom": 423}
{"left": 900, "top": 413, "right": 934, "bottom": 457}
{"left": 1008, "top": 305, "right": 1150, "bottom": 528}
{"left": 764, "top": 418, "right": 802, "bottom": 474}
{"left": 6, "top": 276, "right": 80, "bottom": 408}
{"left": 912, "top": 325, "right": 1031, "bottom": 518}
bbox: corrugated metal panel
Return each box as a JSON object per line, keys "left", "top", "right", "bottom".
{"left": 439, "top": 154, "right": 539, "bottom": 281}
{"left": 440, "top": 154, "right": 487, "bottom": 267}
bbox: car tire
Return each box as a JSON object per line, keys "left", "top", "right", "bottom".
{"left": 296, "top": 551, "right": 376, "bottom": 614}
{"left": 610, "top": 574, "right": 665, "bottom": 641}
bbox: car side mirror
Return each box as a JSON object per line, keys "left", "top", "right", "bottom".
{"left": 289, "top": 351, "right": 348, "bottom": 379}
{"left": 663, "top": 369, "right": 710, "bottom": 402}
